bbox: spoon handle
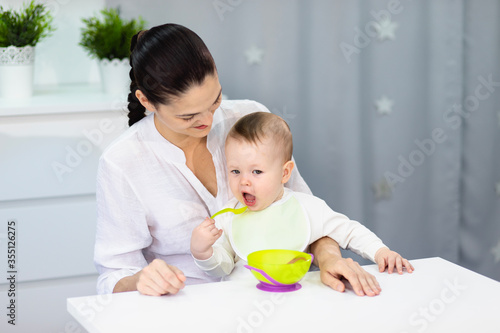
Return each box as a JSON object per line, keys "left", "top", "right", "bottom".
{"left": 210, "top": 206, "right": 247, "bottom": 219}
{"left": 244, "top": 265, "right": 285, "bottom": 286}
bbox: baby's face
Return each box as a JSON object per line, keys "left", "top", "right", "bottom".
{"left": 225, "top": 137, "right": 285, "bottom": 211}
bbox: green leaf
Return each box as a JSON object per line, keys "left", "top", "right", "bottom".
{"left": 79, "top": 7, "right": 146, "bottom": 60}
{"left": 0, "top": 0, "right": 55, "bottom": 47}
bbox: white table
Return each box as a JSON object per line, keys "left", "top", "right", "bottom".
{"left": 67, "top": 257, "right": 500, "bottom": 333}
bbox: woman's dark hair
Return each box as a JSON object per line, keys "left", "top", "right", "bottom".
{"left": 127, "top": 24, "right": 217, "bottom": 126}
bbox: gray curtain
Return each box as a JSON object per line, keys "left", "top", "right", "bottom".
{"left": 112, "top": 0, "right": 500, "bottom": 281}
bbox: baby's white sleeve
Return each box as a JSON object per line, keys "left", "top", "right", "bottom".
{"left": 193, "top": 215, "right": 236, "bottom": 277}
{"left": 313, "top": 198, "right": 387, "bottom": 262}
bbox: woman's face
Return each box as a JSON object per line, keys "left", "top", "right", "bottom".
{"left": 148, "top": 74, "right": 222, "bottom": 143}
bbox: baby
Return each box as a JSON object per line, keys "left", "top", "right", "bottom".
{"left": 190, "top": 112, "right": 413, "bottom": 282}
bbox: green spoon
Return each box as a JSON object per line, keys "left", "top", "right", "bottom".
{"left": 211, "top": 206, "right": 248, "bottom": 219}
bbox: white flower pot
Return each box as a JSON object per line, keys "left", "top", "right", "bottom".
{"left": 0, "top": 46, "right": 35, "bottom": 99}
{"left": 98, "top": 58, "right": 131, "bottom": 96}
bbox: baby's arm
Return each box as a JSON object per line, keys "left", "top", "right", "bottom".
{"left": 191, "top": 217, "right": 236, "bottom": 277}
{"left": 311, "top": 197, "right": 413, "bottom": 274}
{"left": 191, "top": 217, "right": 222, "bottom": 260}
{"left": 374, "top": 247, "right": 414, "bottom": 274}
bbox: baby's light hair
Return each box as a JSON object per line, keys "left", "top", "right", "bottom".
{"left": 227, "top": 112, "right": 293, "bottom": 162}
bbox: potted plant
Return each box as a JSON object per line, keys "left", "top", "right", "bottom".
{"left": 80, "top": 7, "right": 145, "bottom": 96}
{"left": 0, "top": 0, "right": 55, "bottom": 99}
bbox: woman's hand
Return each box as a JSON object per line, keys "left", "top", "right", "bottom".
{"left": 190, "top": 217, "right": 223, "bottom": 260}
{"left": 310, "top": 237, "right": 382, "bottom": 297}
{"left": 374, "top": 247, "right": 414, "bottom": 274}
{"left": 113, "top": 259, "right": 186, "bottom": 296}
{"left": 136, "top": 259, "right": 186, "bottom": 296}
{"left": 318, "top": 256, "right": 382, "bottom": 297}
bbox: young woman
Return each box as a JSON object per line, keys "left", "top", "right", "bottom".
{"left": 94, "top": 23, "right": 382, "bottom": 297}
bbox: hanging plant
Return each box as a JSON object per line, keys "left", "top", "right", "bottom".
{"left": 0, "top": 0, "right": 55, "bottom": 47}
{"left": 79, "top": 7, "right": 146, "bottom": 61}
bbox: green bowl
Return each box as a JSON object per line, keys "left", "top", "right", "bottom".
{"left": 246, "top": 249, "right": 313, "bottom": 285}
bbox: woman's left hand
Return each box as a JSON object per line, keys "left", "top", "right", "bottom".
{"left": 310, "top": 237, "right": 382, "bottom": 296}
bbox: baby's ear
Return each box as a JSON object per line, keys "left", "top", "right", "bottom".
{"left": 282, "top": 160, "right": 295, "bottom": 184}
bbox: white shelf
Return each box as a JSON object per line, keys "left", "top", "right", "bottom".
{"left": 0, "top": 83, "right": 128, "bottom": 117}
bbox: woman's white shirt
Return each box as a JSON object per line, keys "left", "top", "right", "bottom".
{"left": 94, "top": 100, "right": 311, "bottom": 294}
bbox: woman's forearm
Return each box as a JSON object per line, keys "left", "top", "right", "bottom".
{"left": 113, "top": 272, "right": 140, "bottom": 293}
{"left": 310, "top": 236, "right": 343, "bottom": 267}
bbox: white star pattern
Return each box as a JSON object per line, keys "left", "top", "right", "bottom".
{"left": 375, "top": 96, "right": 394, "bottom": 115}
{"left": 272, "top": 106, "right": 296, "bottom": 121}
{"left": 491, "top": 240, "right": 500, "bottom": 263}
{"left": 372, "top": 178, "right": 393, "bottom": 200}
{"left": 244, "top": 45, "right": 264, "bottom": 65}
{"left": 375, "top": 18, "right": 399, "bottom": 41}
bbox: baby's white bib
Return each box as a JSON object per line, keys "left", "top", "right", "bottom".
{"left": 230, "top": 195, "right": 311, "bottom": 260}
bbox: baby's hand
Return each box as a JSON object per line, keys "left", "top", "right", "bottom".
{"left": 190, "top": 218, "right": 223, "bottom": 260}
{"left": 374, "top": 247, "right": 414, "bottom": 274}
